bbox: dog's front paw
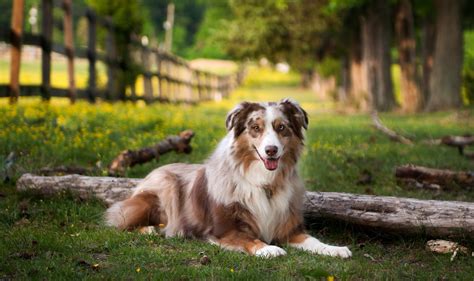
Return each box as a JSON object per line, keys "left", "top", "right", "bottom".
{"left": 255, "top": 245, "right": 287, "bottom": 258}
{"left": 317, "top": 245, "right": 352, "bottom": 259}
{"left": 292, "top": 237, "right": 352, "bottom": 258}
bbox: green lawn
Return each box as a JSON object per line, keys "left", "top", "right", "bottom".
{"left": 1, "top": 66, "right": 473, "bottom": 280}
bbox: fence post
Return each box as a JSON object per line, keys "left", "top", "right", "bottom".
{"left": 206, "top": 73, "right": 212, "bottom": 100}
{"left": 186, "top": 67, "right": 193, "bottom": 102}
{"left": 194, "top": 71, "right": 202, "bottom": 101}
{"left": 105, "top": 19, "right": 118, "bottom": 101}
{"left": 9, "top": 0, "right": 24, "bottom": 104}
{"left": 86, "top": 8, "right": 96, "bottom": 102}
{"left": 63, "top": 0, "right": 76, "bottom": 103}
{"left": 141, "top": 46, "right": 153, "bottom": 102}
{"left": 156, "top": 50, "right": 163, "bottom": 99}
{"left": 41, "top": 0, "right": 52, "bottom": 101}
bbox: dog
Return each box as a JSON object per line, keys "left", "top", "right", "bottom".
{"left": 105, "top": 99, "right": 351, "bottom": 258}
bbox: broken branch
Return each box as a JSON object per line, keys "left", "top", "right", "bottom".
{"left": 108, "top": 130, "right": 195, "bottom": 176}
{"left": 371, "top": 112, "right": 414, "bottom": 145}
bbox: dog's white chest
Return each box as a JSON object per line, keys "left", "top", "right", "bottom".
{"left": 238, "top": 183, "right": 292, "bottom": 243}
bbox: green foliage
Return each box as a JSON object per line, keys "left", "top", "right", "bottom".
{"left": 1, "top": 66, "right": 474, "bottom": 279}
{"left": 185, "top": 2, "right": 232, "bottom": 59}
{"left": 463, "top": 30, "right": 474, "bottom": 104}
{"left": 223, "top": 0, "right": 343, "bottom": 72}
{"left": 315, "top": 57, "right": 341, "bottom": 80}
{"left": 86, "top": 0, "right": 145, "bottom": 95}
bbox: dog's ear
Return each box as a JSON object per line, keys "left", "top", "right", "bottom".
{"left": 226, "top": 102, "right": 263, "bottom": 136}
{"left": 279, "top": 98, "right": 308, "bottom": 138}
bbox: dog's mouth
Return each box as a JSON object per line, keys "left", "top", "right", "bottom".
{"left": 253, "top": 146, "right": 280, "bottom": 171}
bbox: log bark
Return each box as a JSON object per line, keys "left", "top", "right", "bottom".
{"left": 108, "top": 130, "right": 194, "bottom": 176}
{"left": 16, "top": 173, "right": 474, "bottom": 238}
{"left": 395, "top": 164, "right": 474, "bottom": 188}
{"left": 17, "top": 173, "right": 140, "bottom": 205}
{"left": 303, "top": 191, "right": 474, "bottom": 238}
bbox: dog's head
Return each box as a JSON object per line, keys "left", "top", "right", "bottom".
{"left": 226, "top": 99, "right": 308, "bottom": 171}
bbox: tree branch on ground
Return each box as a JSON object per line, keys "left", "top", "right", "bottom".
{"left": 371, "top": 112, "right": 414, "bottom": 144}
{"left": 108, "top": 130, "right": 195, "bottom": 176}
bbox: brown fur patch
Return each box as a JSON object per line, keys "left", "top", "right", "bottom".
{"left": 272, "top": 118, "right": 292, "bottom": 137}
{"left": 229, "top": 102, "right": 265, "bottom": 137}
{"left": 279, "top": 101, "right": 308, "bottom": 140}
{"left": 217, "top": 232, "right": 267, "bottom": 255}
{"left": 119, "top": 191, "right": 162, "bottom": 230}
{"left": 274, "top": 205, "right": 305, "bottom": 243}
{"left": 232, "top": 136, "right": 258, "bottom": 172}
{"left": 288, "top": 233, "right": 309, "bottom": 244}
{"left": 183, "top": 168, "right": 212, "bottom": 237}
{"left": 248, "top": 117, "right": 265, "bottom": 138}
{"left": 211, "top": 202, "right": 259, "bottom": 240}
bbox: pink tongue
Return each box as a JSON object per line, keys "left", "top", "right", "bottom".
{"left": 263, "top": 159, "right": 279, "bottom": 170}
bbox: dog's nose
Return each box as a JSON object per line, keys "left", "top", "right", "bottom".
{"left": 265, "top": 145, "right": 278, "bottom": 157}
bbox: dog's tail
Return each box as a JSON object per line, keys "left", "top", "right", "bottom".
{"left": 105, "top": 191, "right": 161, "bottom": 230}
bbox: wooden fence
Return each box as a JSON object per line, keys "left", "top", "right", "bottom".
{"left": 0, "top": 0, "right": 244, "bottom": 104}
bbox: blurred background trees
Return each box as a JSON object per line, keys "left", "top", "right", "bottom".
{"left": 8, "top": 0, "right": 474, "bottom": 112}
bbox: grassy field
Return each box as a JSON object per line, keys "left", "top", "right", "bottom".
{"left": 1, "top": 66, "right": 474, "bottom": 280}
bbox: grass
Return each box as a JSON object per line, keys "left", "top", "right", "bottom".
{"left": 1, "top": 65, "right": 474, "bottom": 280}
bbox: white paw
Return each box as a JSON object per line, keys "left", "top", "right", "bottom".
{"left": 139, "top": 226, "right": 157, "bottom": 234}
{"left": 255, "top": 245, "right": 287, "bottom": 258}
{"left": 291, "top": 236, "right": 352, "bottom": 259}
{"left": 315, "top": 245, "right": 352, "bottom": 259}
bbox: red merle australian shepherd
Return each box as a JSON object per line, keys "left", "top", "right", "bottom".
{"left": 105, "top": 99, "right": 352, "bottom": 258}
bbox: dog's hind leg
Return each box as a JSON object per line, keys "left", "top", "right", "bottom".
{"left": 105, "top": 191, "right": 163, "bottom": 231}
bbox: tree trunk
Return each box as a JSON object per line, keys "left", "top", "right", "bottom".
{"left": 395, "top": 0, "right": 422, "bottom": 112}
{"left": 426, "top": 0, "right": 463, "bottom": 111}
{"left": 421, "top": 18, "right": 436, "bottom": 104}
{"left": 16, "top": 174, "right": 474, "bottom": 238}
{"left": 300, "top": 69, "right": 313, "bottom": 89}
{"left": 348, "top": 31, "right": 369, "bottom": 111}
{"left": 361, "top": 0, "right": 396, "bottom": 111}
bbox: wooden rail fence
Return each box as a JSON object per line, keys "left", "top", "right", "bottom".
{"left": 0, "top": 0, "right": 244, "bottom": 104}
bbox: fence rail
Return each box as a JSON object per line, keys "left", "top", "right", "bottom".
{"left": 1, "top": 0, "right": 244, "bottom": 104}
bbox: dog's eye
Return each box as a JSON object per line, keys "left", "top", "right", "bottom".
{"left": 277, "top": 124, "right": 285, "bottom": 131}
{"left": 252, "top": 125, "right": 260, "bottom": 132}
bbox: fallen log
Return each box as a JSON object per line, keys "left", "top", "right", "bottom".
{"left": 395, "top": 164, "right": 474, "bottom": 188}
{"left": 16, "top": 173, "right": 474, "bottom": 238}
{"left": 108, "top": 130, "right": 195, "bottom": 176}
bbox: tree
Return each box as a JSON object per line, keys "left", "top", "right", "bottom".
{"left": 86, "top": 0, "right": 144, "bottom": 99}
{"left": 223, "top": 0, "right": 343, "bottom": 87}
{"left": 395, "top": 0, "right": 422, "bottom": 112}
{"left": 360, "top": 0, "right": 396, "bottom": 111}
{"left": 426, "top": 0, "right": 463, "bottom": 111}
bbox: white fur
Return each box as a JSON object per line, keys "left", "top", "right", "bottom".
{"left": 257, "top": 107, "right": 284, "bottom": 159}
{"left": 255, "top": 245, "right": 287, "bottom": 258}
{"left": 290, "top": 236, "right": 352, "bottom": 258}
{"left": 105, "top": 201, "right": 127, "bottom": 228}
